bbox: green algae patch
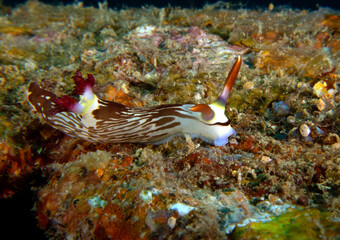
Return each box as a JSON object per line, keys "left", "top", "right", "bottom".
{"left": 232, "top": 208, "right": 340, "bottom": 240}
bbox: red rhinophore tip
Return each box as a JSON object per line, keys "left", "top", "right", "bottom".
{"left": 72, "top": 70, "right": 95, "bottom": 95}
{"left": 50, "top": 95, "right": 79, "bottom": 115}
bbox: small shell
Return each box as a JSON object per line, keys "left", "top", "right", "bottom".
{"left": 243, "top": 81, "right": 254, "bottom": 90}
{"left": 287, "top": 116, "right": 295, "bottom": 123}
{"left": 167, "top": 217, "right": 177, "bottom": 229}
{"left": 316, "top": 98, "right": 326, "bottom": 111}
{"left": 299, "top": 124, "right": 311, "bottom": 137}
{"left": 313, "top": 81, "right": 328, "bottom": 98}
{"left": 261, "top": 156, "right": 271, "bottom": 164}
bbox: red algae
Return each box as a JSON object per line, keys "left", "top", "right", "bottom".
{"left": 0, "top": 141, "right": 43, "bottom": 198}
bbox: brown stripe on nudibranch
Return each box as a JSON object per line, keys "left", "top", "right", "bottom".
{"left": 28, "top": 56, "right": 242, "bottom": 146}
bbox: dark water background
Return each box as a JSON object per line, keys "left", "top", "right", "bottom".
{"left": 3, "top": 0, "right": 340, "bottom": 10}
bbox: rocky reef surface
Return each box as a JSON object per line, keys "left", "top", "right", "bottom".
{"left": 0, "top": 1, "right": 339, "bottom": 239}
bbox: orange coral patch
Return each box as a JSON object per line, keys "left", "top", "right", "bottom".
{"left": 121, "top": 156, "right": 133, "bottom": 167}
{"left": 103, "top": 85, "right": 142, "bottom": 107}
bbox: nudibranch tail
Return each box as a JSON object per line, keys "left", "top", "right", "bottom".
{"left": 28, "top": 57, "right": 242, "bottom": 146}
{"left": 28, "top": 82, "right": 58, "bottom": 118}
{"left": 215, "top": 55, "right": 241, "bottom": 107}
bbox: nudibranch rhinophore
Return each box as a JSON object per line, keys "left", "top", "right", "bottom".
{"left": 28, "top": 56, "right": 241, "bottom": 146}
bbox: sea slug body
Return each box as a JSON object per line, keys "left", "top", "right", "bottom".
{"left": 28, "top": 57, "right": 242, "bottom": 146}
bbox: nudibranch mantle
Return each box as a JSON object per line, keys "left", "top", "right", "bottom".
{"left": 28, "top": 57, "right": 242, "bottom": 146}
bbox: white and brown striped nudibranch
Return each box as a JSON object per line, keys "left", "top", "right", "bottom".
{"left": 28, "top": 57, "right": 241, "bottom": 146}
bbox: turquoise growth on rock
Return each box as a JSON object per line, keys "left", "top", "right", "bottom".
{"left": 231, "top": 208, "right": 340, "bottom": 240}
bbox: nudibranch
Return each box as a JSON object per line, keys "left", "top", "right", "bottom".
{"left": 28, "top": 57, "right": 241, "bottom": 146}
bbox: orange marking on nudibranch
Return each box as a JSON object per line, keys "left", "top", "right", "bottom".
{"left": 189, "top": 104, "right": 214, "bottom": 120}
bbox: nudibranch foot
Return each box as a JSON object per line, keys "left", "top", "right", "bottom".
{"left": 28, "top": 57, "right": 241, "bottom": 146}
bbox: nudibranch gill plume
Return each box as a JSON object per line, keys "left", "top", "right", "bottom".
{"left": 28, "top": 56, "right": 242, "bottom": 146}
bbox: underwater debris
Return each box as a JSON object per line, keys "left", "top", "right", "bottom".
{"left": 170, "top": 203, "right": 196, "bottom": 216}
{"left": 299, "top": 123, "right": 311, "bottom": 137}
